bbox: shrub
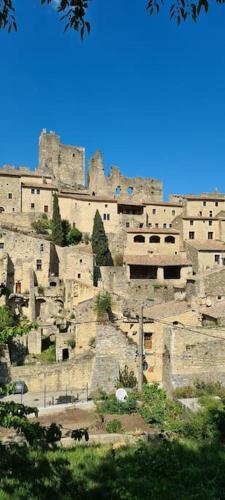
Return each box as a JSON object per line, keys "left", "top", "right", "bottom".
{"left": 116, "top": 365, "right": 137, "bottom": 389}
{"left": 31, "top": 216, "right": 50, "bottom": 235}
{"left": 140, "top": 383, "right": 183, "bottom": 432}
{"left": 173, "top": 380, "right": 225, "bottom": 400}
{"left": 96, "top": 392, "right": 138, "bottom": 415}
{"left": 105, "top": 419, "right": 124, "bottom": 433}
{"left": 68, "top": 338, "right": 75, "bottom": 349}
{"left": 94, "top": 292, "right": 111, "bottom": 320}
{"left": 67, "top": 227, "right": 82, "bottom": 245}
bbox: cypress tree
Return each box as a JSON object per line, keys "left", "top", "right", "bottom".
{"left": 51, "top": 194, "right": 64, "bottom": 246}
{"left": 92, "top": 210, "right": 113, "bottom": 266}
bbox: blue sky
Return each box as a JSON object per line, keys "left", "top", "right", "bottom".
{"left": 0, "top": 0, "right": 225, "bottom": 198}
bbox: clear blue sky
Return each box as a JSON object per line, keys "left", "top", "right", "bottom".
{"left": 0, "top": 0, "right": 225, "bottom": 198}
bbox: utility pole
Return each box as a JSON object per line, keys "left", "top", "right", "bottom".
{"left": 138, "top": 305, "right": 143, "bottom": 392}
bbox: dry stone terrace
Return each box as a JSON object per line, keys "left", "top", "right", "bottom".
{"left": 1, "top": 129, "right": 225, "bottom": 392}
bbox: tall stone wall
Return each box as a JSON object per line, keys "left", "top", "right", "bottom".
{"left": 163, "top": 325, "right": 225, "bottom": 392}
{"left": 88, "top": 151, "right": 163, "bottom": 202}
{"left": 38, "top": 129, "right": 85, "bottom": 187}
{"left": 91, "top": 323, "right": 138, "bottom": 393}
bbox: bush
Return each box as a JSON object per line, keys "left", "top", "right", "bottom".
{"left": 96, "top": 392, "right": 138, "bottom": 415}
{"left": 173, "top": 380, "right": 225, "bottom": 400}
{"left": 116, "top": 365, "right": 137, "bottom": 389}
{"left": 105, "top": 419, "right": 124, "bottom": 433}
{"left": 140, "top": 383, "right": 183, "bottom": 432}
{"left": 66, "top": 227, "right": 82, "bottom": 245}
{"left": 32, "top": 216, "right": 50, "bottom": 235}
{"left": 94, "top": 292, "right": 111, "bottom": 320}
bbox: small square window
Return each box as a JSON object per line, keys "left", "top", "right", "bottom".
{"left": 0, "top": 243, "right": 4, "bottom": 249}
{"left": 209, "top": 211, "right": 213, "bottom": 217}
{"left": 12, "top": 208, "right": 15, "bottom": 212}
{"left": 77, "top": 273, "right": 81, "bottom": 279}
{"left": 126, "top": 222, "right": 130, "bottom": 228}
{"left": 79, "top": 259, "right": 82, "bottom": 263}
{"left": 155, "top": 223, "right": 159, "bottom": 228}
{"left": 163, "top": 223, "right": 167, "bottom": 228}
{"left": 103, "top": 214, "right": 107, "bottom": 220}
{"left": 208, "top": 232, "right": 213, "bottom": 240}
{"left": 37, "top": 189, "right": 40, "bottom": 195}
{"left": 152, "top": 209, "right": 156, "bottom": 214}
{"left": 105, "top": 204, "right": 108, "bottom": 208}
{"left": 190, "top": 220, "right": 194, "bottom": 225}
{"left": 203, "top": 201, "right": 206, "bottom": 206}
{"left": 107, "top": 214, "right": 110, "bottom": 220}
{"left": 31, "top": 203, "right": 35, "bottom": 209}
{"left": 172, "top": 210, "right": 175, "bottom": 216}
{"left": 215, "top": 201, "right": 218, "bottom": 207}
{"left": 40, "top": 244, "right": 44, "bottom": 252}
{"left": 44, "top": 205, "right": 48, "bottom": 213}
{"left": 215, "top": 254, "right": 220, "bottom": 263}
{"left": 199, "top": 211, "right": 202, "bottom": 216}
{"left": 209, "top": 220, "right": 212, "bottom": 226}
{"left": 31, "top": 188, "right": 35, "bottom": 194}
{"left": 8, "top": 193, "right": 12, "bottom": 199}
{"left": 189, "top": 232, "right": 195, "bottom": 240}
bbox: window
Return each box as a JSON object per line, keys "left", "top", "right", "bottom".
{"left": 12, "top": 208, "right": 15, "bottom": 212}
{"left": 203, "top": 201, "right": 206, "bottom": 206}
{"left": 139, "top": 223, "right": 143, "bottom": 228}
{"left": 126, "top": 222, "right": 130, "bottom": 228}
{"left": 134, "top": 235, "right": 145, "bottom": 243}
{"left": 37, "top": 189, "right": 40, "bottom": 195}
{"left": 190, "top": 220, "right": 194, "bottom": 225}
{"left": 31, "top": 203, "right": 35, "bottom": 209}
{"left": 36, "top": 259, "right": 42, "bottom": 271}
{"left": 152, "top": 209, "right": 156, "bottom": 214}
{"left": 149, "top": 235, "right": 160, "bottom": 243}
{"left": 208, "top": 232, "right": 213, "bottom": 240}
{"left": 44, "top": 205, "right": 48, "bottom": 213}
{"left": 73, "top": 223, "right": 76, "bottom": 228}
{"left": 8, "top": 193, "right": 12, "bottom": 199}
{"left": 172, "top": 210, "right": 175, "bottom": 216}
{"left": 40, "top": 244, "right": 44, "bottom": 252}
{"left": 215, "top": 201, "right": 218, "bottom": 207}
{"left": 189, "top": 232, "right": 195, "bottom": 240}
{"left": 163, "top": 223, "right": 167, "bottom": 228}
{"left": 199, "top": 211, "right": 202, "bottom": 216}
{"left": 107, "top": 214, "right": 110, "bottom": 220}
{"left": 144, "top": 332, "right": 153, "bottom": 349}
{"left": 103, "top": 214, "right": 107, "bottom": 220}
{"left": 79, "top": 259, "right": 82, "bottom": 263}
{"left": 155, "top": 223, "right": 159, "bottom": 228}
{"left": 209, "top": 220, "right": 212, "bottom": 226}
{"left": 209, "top": 211, "right": 213, "bottom": 217}
{"left": 127, "top": 187, "right": 133, "bottom": 196}
{"left": 218, "top": 295, "right": 222, "bottom": 300}
{"left": 0, "top": 243, "right": 4, "bottom": 249}
{"left": 31, "top": 188, "right": 35, "bottom": 194}
{"left": 77, "top": 273, "right": 81, "bottom": 279}
{"left": 215, "top": 254, "right": 220, "bottom": 264}
{"left": 165, "top": 235, "right": 175, "bottom": 243}
{"left": 105, "top": 204, "right": 108, "bottom": 208}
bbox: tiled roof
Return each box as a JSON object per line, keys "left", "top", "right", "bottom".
{"left": 124, "top": 254, "right": 191, "bottom": 266}
{"left": 22, "top": 182, "right": 57, "bottom": 190}
{"left": 144, "top": 300, "right": 190, "bottom": 320}
{"left": 126, "top": 227, "right": 179, "bottom": 234}
{"left": 201, "top": 301, "right": 225, "bottom": 318}
{"left": 58, "top": 193, "right": 117, "bottom": 203}
{"left": 144, "top": 201, "right": 183, "bottom": 207}
{"left": 186, "top": 240, "right": 225, "bottom": 251}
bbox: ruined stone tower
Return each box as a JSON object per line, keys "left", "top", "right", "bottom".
{"left": 38, "top": 129, "right": 85, "bottom": 187}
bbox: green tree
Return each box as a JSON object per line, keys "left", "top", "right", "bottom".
{"left": 0, "top": 306, "right": 16, "bottom": 332}
{"left": 91, "top": 210, "right": 113, "bottom": 266}
{"left": 51, "top": 194, "right": 64, "bottom": 246}
{"left": 67, "top": 227, "right": 82, "bottom": 245}
{"left": 0, "top": 0, "right": 215, "bottom": 37}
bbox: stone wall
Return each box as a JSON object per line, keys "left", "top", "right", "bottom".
{"left": 88, "top": 151, "right": 163, "bottom": 202}
{"left": 9, "top": 351, "right": 95, "bottom": 392}
{"left": 91, "top": 323, "right": 138, "bottom": 393}
{"left": 163, "top": 325, "right": 225, "bottom": 392}
{"left": 0, "top": 212, "right": 39, "bottom": 231}
{"left": 38, "top": 129, "right": 85, "bottom": 187}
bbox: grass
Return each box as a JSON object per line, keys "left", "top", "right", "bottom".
{"left": 1, "top": 440, "right": 225, "bottom": 499}
{"left": 36, "top": 343, "right": 56, "bottom": 364}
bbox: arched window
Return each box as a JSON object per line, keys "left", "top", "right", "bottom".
{"left": 127, "top": 186, "right": 133, "bottom": 196}
{"left": 115, "top": 186, "right": 121, "bottom": 196}
{"left": 0, "top": 207, "right": 5, "bottom": 213}
{"left": 149, "top": 235, "right": 160, "bottom": 243}
{"left": 165, "top": 235, "right": 175, "bottom": 244}
{"left": 134, "top": 235, "right": 145, "bottom": 243}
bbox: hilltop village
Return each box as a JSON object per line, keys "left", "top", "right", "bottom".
{"left": 1, "top": 128, "right": 225, "bottom": 394}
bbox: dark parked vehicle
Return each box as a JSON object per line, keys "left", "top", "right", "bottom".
{"left": 12, "top": 381, "right": 28, "bottom": 394}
